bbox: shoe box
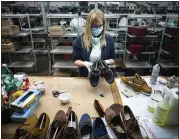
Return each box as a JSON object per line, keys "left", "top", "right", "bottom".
{"left": 11, "top": 89, "right": 41, "bottom": 114}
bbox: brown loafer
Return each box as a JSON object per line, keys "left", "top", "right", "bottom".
{"left": 47, "top": 110, "right": 66, "bottom": 139}
{"left": 62, "top": 111, "right": 79, "bottom": 139}
{"left": 105, "top": 107, "right": 127, "bottom": 139}
{"left": 121, "top": 105, "right": 143, "bottom": 139}
{"left": 133, "top": 73, "right": 152, "bottom": 95}
{"left": 12, "top": 114, "right": 38, "bottom": 139}
{"left": 29, "top": 113, "right": 50, "bottom": 139}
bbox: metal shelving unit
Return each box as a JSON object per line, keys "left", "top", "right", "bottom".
{"left": 158, "top": 14, "right": 179, "bottom": 69}
{"left": 123, "top": 14, "right": 163, "bottom": 69}
{"left": 1, "top": 14, "right": 37, "bottom": 70}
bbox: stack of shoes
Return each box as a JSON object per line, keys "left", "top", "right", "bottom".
{"left": 105, "top": 104, "right": 145, "bottom": 139}
{"left": 121, "top": 73, "right": 152, "bottom": 95}
{"left": 89, "top": 60, "right": 114, "bottom": 87}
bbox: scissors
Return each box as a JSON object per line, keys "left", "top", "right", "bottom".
{"left": 52, "top": 90, "right": 68, "bottom": 97}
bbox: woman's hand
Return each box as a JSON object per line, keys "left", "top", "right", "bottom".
{"left": 74, "top": 60, "right": 93, "bottom": 73}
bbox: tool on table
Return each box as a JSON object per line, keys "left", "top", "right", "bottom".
{"left": 52, "top": 90, "right": 68, "bottom": 97}
{"left": 121, "top": 89, "right": 133, "bottom": 98}
{"left": 94, "top": 99, "right": 105, "bottom": 117}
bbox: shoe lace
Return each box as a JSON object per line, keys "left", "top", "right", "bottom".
{"left": 127, "top": 116, "right": 149, "bottom": 139}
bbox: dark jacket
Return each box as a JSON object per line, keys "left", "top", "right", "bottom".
{"left": 72, "top": 33, "right": 116, "bottom": 77}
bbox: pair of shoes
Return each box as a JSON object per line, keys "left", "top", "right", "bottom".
{"left": 121, "top": 73, "right": 152, "bottom": 95}
{"left": 12, "top": 113, "right": 50, "bottom": 139}
{"left": 89, "top": 60, "right": 114, "bottom": 87}
{"left": 105, "top": 104, "right": 144, "bottom": 139}
{"left": 79, "top": 114, "right": 109, "bottom": 139}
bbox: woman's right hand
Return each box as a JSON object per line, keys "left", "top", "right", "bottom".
{"left": 82, "top": 61, "right": 93, "bottom": 73}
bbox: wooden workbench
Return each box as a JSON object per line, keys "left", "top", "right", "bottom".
{"left": 2, "top": 76, "right": 122, "bottom": 138}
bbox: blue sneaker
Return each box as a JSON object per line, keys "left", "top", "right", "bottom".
{"left": 93, "top": 117, "right": 109, "bottom": 139}
{"left": 79, "top": 113, "right": 92, "bottom": 138}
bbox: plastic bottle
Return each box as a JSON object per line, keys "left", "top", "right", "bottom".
{"left": 164, "top": 97, "right": 178, "bottom": 127}
{"left": 150, "top": 64, "right": 160, "bottom": 85}
{"left": 152, "top": 95, "right": 170, "bottom": 126}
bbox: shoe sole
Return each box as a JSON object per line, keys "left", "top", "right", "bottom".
{"left": 120, "top": 81, "right": 140, "bottom": 94}
{"left": 141, "top": 91, "right": 151, "bottom": 96}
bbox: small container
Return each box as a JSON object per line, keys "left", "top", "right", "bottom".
{"left": 167, "top": 75, "right": 177, "bottom": 88}
{"left": 59, "top": 92, "right": 71, "bottom": 104}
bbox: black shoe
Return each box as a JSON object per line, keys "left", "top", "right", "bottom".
{"left": 89, "top": 60, "right": 100, "bottom": 87}
{"left": 100, "top": 60, "right": 114, "bottom": 84}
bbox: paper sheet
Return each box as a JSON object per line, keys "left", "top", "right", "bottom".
{"left": 116, "top": 77, "right": 179, "bottom": 139}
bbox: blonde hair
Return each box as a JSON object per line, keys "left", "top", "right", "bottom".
{"left": 83, "top": 9, "right": 107, "bottom": 50}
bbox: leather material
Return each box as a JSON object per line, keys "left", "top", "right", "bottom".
{"left": 121, "top": 105, "right": 143, "bottom": 139}
{"left": 47, "top": 110, "right": 66, "bottom": 139}
{"left": 29, "top": 113, "right": 50, "bottom": 139}
{"left": 93, "top": 117, "right": 109, "bottom": 139}
{"left": 12, "top": 114, "right": 38, "bottom": 139}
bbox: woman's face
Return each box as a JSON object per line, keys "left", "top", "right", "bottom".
{"left": 91, "top": 18, "right": 104, "bottom": 37}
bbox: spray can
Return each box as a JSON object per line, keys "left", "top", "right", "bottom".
{"left": 150, "top": 64, "right": 160, "bottom": 85}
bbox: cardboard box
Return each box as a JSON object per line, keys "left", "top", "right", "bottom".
{"left": 11, "top": 99, "right": 39, "bottom": 122}
{"left": 1, "top": 25, "right": 20, "bottom": 36}
{"left": 11, "top": 89, "right": 41, "bottom": 114}
{"left": 49, "top": 26, "right": 66, "bottom": 36}
{"left": 1, "top": 42, "right": 20, "bottom": 52}
{"left": 1, "top": 20, "right": 9, "bottom": 26}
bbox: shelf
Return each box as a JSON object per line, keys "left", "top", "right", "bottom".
{"left": 47, "top": 14, "right": 78, "bottom": 18}
{"left": 34, "top": 50, "right": 48, "bottom": 55}
{"left": 52, "top": 61, "right": 116, "bottom": 69}
{"left": 50, "top": 46, "right": 73, "bottom": 54}
{"left": 52, "top": 61, "right": 77, "bottom": 69}
{"left": 13, "top": 48, "right": 32, "bottom": 53}
{"left": 81, "top": 13, "right": 118, "bottom": 19}
{"left": 3, "top": 32, "right": 30, "bottom": 37}
{"left": 127, "top": 33, "right": 158, "bottom": 38}
{"left": 128, "top": 14, "right": 162, "bottom": 19}
{"left": 164, "top": 33, "right": 179, "bottom": 38}
{"left": 124, "top": 61, "right": 152, "bottom": 69}
{"left": 2, "top": 14, "right": 28, "bottom": 18}
{"left": 8, "top": 61, "right": 35, "bottom": 68}
{"left": 21, "top": 27, "right": 44, "bottom": 32}
{"left": 126, "top": 49, "right": 155, "bottom": 55}
{"left": 158, "top": 60, "right": 179, "bottom": 68}
{"left": 49, "top": 31, "right": 78, "bottom": 37}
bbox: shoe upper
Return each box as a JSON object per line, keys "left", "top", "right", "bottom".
{"left": 121, "top": 76, "right": 141, "bottom": 92}
{"left": 12, "top": 114, "right": 38, "bottom": 139}
{"left": 93, "top": 117, "right": 108, "bottom": 139}
{"left": 121, "top": 105, "right": 143, "bottom": 139}
{"left": 133, "top": 74, "right": 152, "bottom": 94}
{"left": 105, "top": 104, "right": 127, "bottom": 139}
{"left": 62, "top": 111, "right": 79, "bottom": 139}
{"left": 29, "top": 113, "right": 50, "bottom": 139}
{"left": 79, "top": 113, "right": 92, "bottom": 137}
{"left": 48, "top": 110, "right": 66, "bottom": 139}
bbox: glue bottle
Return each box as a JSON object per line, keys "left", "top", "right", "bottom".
{"left": 150, "top": 64, "right": 160, "bottom": 85}
{"left": 152, "top": 95, "right": 170, "bottom": 126}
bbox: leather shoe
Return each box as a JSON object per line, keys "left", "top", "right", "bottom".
{"left": 62, "top": 111, "right": 79, "bottom": 139}
{"left": 47, "top": 110, "right": 66, "bottom": 139}
{"left": 12, "top": 114, "right": 38, "bottom": 139}
{"left": 29, "top": 113, "right": 50, "bottom": 139}
{"left": 89, "top": 60, "right": 100, "bottom": 87}
{"left": 93, "top": 117, "right": 109, "bottom": 139}
{"left": 79, "top": 113, "right": 92, "bottom": 138}
{"left": 121, "top": 105, "right": 143, "bottom": 139}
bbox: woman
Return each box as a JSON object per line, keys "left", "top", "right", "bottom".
{"left": 72, "top": 9, "right": 116, "bottom": 77}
